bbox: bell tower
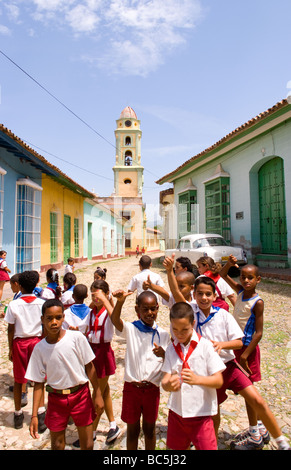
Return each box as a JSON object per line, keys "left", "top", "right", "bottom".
{"left": 113, "top": 106, "right": 144, "bottom": 197}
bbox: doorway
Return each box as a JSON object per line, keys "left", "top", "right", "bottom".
{"left": 258, "top": 157, "right": 287, "bottom": 254}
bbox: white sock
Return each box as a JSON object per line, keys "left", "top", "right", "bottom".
{"left": 38, "top": 406, "right": 46, "bottom": 414}
{"left": 14, "top": 410, "right": 23, "bottom": 416}
{"left": 275, "top": 436, "right": 289, "bottom": 449}
{"left": 249, "top": 425, "right": 260, "bottom": 439}
{"left": 109, "top": 421, "right": 117, "bottom": 429}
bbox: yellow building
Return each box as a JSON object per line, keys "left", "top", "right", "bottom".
{"left": 99, "top": 106, "right": 147, "bottom": 255}
{"left": 40, "top": 173, "right": 95, "bottom": 272}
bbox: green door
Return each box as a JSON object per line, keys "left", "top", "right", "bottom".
{"left": 258, "top": 157, "right": 287, "bottom": 254}
{"left": 63, "top": 215, "right": 71, "bottom": 262}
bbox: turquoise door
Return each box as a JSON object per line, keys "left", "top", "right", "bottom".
{"left": 258, "top": 157, "right": 287, "bottom": 254}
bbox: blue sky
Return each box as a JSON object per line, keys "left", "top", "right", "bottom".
{"left": 1, "top": 0, "right": 291, "bottom": 224}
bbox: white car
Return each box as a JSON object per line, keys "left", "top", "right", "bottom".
{"left": 164, "top": 233, "right": 247, "bottom": 267}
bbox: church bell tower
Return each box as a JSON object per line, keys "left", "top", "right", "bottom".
{"left": 113, "top": 106, "right": 144, "bottom": 197}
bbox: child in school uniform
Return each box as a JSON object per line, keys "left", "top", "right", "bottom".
{"left": 61, "top": 272, "right": 76, "bottom": 309}
{"left": 127, "top": 254, "right": 165, "bottom": 302}
{"left": 196, "top": 256, "right": 236, "bottom": 310}
{"left": 62, "top": 284, "right": 91, "bottom": 334}
{"left": 83, "top": 279, "right": 120, "bottom": 447}
{"left": 161, "top": 301, "right": 225, "bottom": 450}
{"left": 219, "top": 256, "right": 290, "bottom": 449}
{"left": 143, "top": 257, "right": 196, "bottom": 311}
{"left": 192, "top": 275, "right": 290, "bottom": 450}
{"left": 4, "top": 270, "right": 46, "bottom": 430}
{"left": 111, "top": 289, "right": 170, "bottom": 450}
{"left": 25, "top": 299, "right": 104, "bottom": 450}
{"left": 92, "top": 267, "right": 114, "bottom": 308}
{"left": 41, "top": 268, "right": 61, "bottom": 300}
{"left": 64, "top": 257, "right": 75, "bottom": 275}
{"left": 10, "top": 274, "right": 22, "bottom": 300}
{"left": 0, "top": 250, "right": 11, "bottom": 305}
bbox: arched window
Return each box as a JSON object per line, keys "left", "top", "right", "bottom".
{"left": 125, "top": 136, "right": 131, "bottom": 146}
{"left": 124, "top": 150, "right": 132, "bottom": 166}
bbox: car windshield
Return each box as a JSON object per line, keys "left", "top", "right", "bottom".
{"left": 193, "top": 237, "right": 228, "bottom": 248}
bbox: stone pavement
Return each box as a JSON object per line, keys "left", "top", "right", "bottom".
{"left": 0, "top": 253, "right": 290, "bottom": 450}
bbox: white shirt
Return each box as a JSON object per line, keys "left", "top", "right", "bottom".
{"left": 162, "top": 331, "right": 225, "bottom": 418}
{"left": 193, "top": 305, "right": 244, "bottom": 363}
{"left": 116, "top": 320, "right": 170, "bottom": 387}
{"left": 64, "top": 264, "right": 73, "bottom": 274}
{"left": 63, "top": 305, "right": 91, "bottom": 334}
{"left": 4, "top": 294, "right": 45, "bottom": 338}
{"left": 25, "top": 330, "right": 95, "bottom": 389}
{"left": 127, "top": 269, "right": 165, "bottom": 300}
{"left": 41, "top": 287, "right": 56, "bottom": 300}
{"left": 61, "top": 288, "right": 75, "bottom": 307}
{"left": 85, "top": 308, "right": 114, "bottom": 344}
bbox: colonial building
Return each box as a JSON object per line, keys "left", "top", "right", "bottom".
{"left": 157, "top": 99, "right": 291, "bottom": 269}
{"left": 0, "top": 124, "right": 124, "bottom": 274}
{"left": 99, "top": 107, "right": 147, "bottom": 255}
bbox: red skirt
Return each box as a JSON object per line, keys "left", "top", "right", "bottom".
{"left": 0, "top": 270, "right": 10, "bottom": 281}
{"left": 89, "top": 342, "right": 116, "bottom": 378}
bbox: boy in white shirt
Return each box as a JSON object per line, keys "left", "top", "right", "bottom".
{"left": 127, "top": 255, "right": 165, "bottom": 301}
{"left": 4, "top": 270, "right": 46, "bottom": 430}
{"left": 161, "top": 302, "right": 225, "bottom": 450}
{"left": 26, "top": 298, "right": 104, "bottom": 450}
{"left": 192, "top": 275, "right": 290, "bottom": 451}
{"left": 111, "top": 289, "right": 170, "bottom": 450}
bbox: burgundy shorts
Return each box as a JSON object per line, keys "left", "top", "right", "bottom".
{"left": 217, "top": 360, "right": 253, "bottom": 404}
{"left": 12, "top": 336, "right": 41, "bottom": 384}
{"left": 89, "top": 342, "right": 116, "bottom": 379}
{"left": 167, "top": 410, "right": 217, "bottom": 450}
{"left": 121, "top": 381, "right": 160, "bottom": 424}
{"left": 45, "top": 383, "right": 96, "bottom": 432}
{"left": 234, "top": 345, "right": 261, "bottom": 383}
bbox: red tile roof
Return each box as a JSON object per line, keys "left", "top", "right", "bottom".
{"left": 156, "top": 99, "right": 290, "bottom": 184}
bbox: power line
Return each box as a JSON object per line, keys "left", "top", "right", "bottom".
{"left": 0, "top": 49, "right": 161, "bottom": 182}
{"left": 0, "top": 49, "right": 116, "bottom": 150}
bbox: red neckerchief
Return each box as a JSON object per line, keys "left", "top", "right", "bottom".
{"left": 204, "top": 270, "right": 220, "bottom": 283}
{"left": 173, "top": 335, "right": 201, "bottom": 369}
{"left": 92, "top": 306, "right": 106, "bottom": 336}
{"left": 21, "top": 295, "right": 37, "bottom": 304}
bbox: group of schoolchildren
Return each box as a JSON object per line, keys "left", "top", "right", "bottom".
{"left": 3, "top": 251, "right": 290, "bottom": 451}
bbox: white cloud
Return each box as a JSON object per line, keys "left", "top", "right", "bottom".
{"left": 0, "top": 24, "right": 11, "bottom": 35}
{"left": 6, "top": 0, "right": 203, "bottom": 76}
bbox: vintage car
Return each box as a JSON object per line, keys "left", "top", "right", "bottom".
{"left": 164, "top": 233, "right": 247, "bottom": 268}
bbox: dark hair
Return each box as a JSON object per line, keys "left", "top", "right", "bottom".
{"left": 73, "top": 284, "right": 88, "bottom": 300}
{"left": 194, "top": 276, "right": 216, "bottom": 294}
{"left": 176, "top": 257, "right": 193, "bottom": 273}
{"left": 46, "top": 268, "right": 59, "bottom": 284}
{"left": 90, "top": 279, "right": 109, "bottom": 294}
{"left": 67, "top": 257, "right": 74, "bottom": 263}
{"left": 10, "top": 273, "right": 20, "bottom": 284}
{"left": 42, "top": 298, "right": 64, "bottom": 315}
{"left": 18, "top": 271, "right": 39, "bottom": 293}
{"left": 176, "top": 271, "right": 195, "bottom": 286}
{"left": 63, "top": 272, "right": 76, "bottom": 288}
{"left": 94, "top": 267, "right": 107, "bottom": 279}
{"left": 136, "top": 290, "right": 158, "bottom": 306}
{"left": 0, "top": 250, "right": 7, "bottom": 256}
{"left": 170, "top": 302, "right": 194, "bottom": 324}
{"left": 139, "top": 255, "right": 152, "bottom": 269}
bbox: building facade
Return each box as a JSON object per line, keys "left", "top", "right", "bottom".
{"left": 157, "top": 99, "right": 291, "bottom": 268}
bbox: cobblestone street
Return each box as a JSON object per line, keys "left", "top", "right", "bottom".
{"left": 0, "top": 253, "right": 290, "bottom": 450}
